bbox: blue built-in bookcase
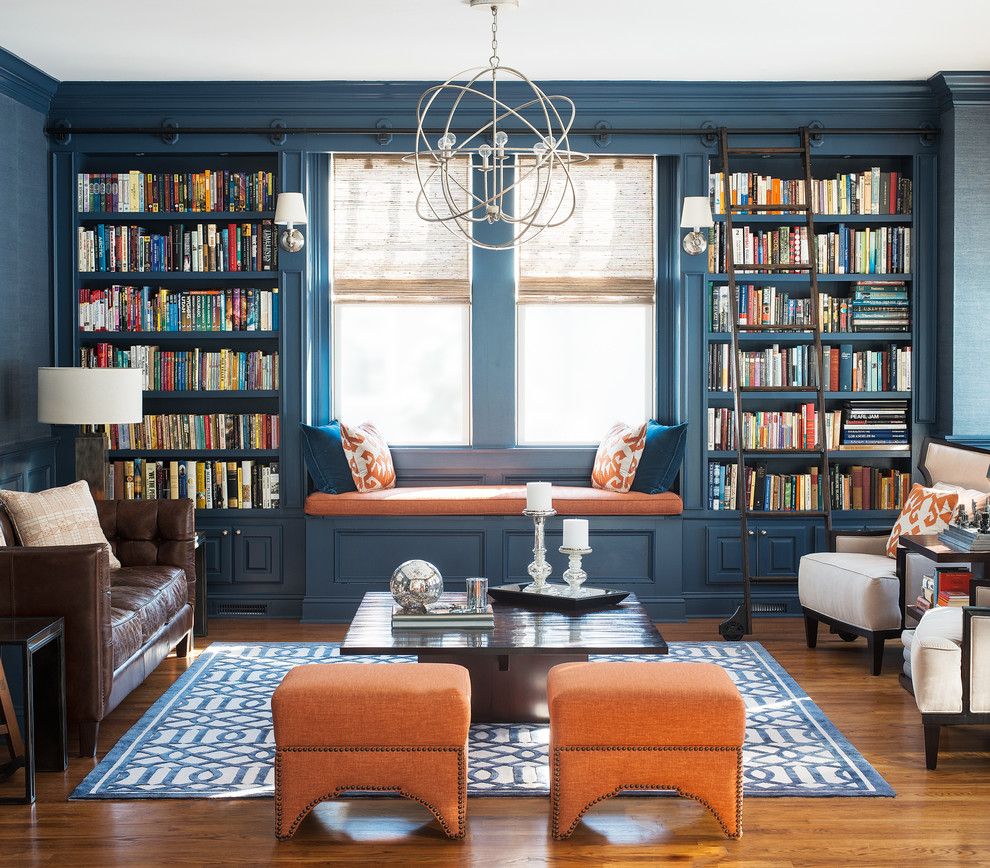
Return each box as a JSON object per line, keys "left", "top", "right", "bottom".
{"left": 46, "top": 80, "right": 944, "bottom": 620}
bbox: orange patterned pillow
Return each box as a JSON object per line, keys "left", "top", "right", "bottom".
{"left": 885, "top": 483, "right": 959, "bottom": 558}
{"left": 591, "top": 422, "right": 647, "bottom": 493}
{"left": 339, "top": 422, "right": 396, "bottom": 493}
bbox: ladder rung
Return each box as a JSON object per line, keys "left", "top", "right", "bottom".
{"left": 729, "top": 203, "right": 810, "bottom": 212}
{"left": 736, "top": 324, "right": 817, "bottom": 332}
{"left": 727, "top": 147, "right": 805, "bottom": 155}
{"left": 745, "top": 510, "right": 827, "bottom": 517}
{"left": 739, "top": 386, "right": 818, "bottom": 393}
{"left": 740, "top": 449, "right": 824, "bottom": 455}
{"left": 732, "top": 263, "right": 812, "bottom": 272}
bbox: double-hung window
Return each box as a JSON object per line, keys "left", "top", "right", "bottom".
{"left": 331, "top": 155, "right": 472, "bottom": 445}
{"left": 516, "top": 156, "right": 657, "bottom": 445}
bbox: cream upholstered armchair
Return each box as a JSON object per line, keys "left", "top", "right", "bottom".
{"left": 799, "top": 439, "right": 990, "bottom": 675}
{"left": 902, "top": 577, "right": 990, "bottom": 768}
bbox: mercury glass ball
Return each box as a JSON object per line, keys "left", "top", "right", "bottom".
{"left": 390, "top": 559, "right": 444, "bottom": 613}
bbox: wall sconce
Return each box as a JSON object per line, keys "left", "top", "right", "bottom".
{"left": 275, "top": 192, "right": 308, "bottom": 253}
{"left": 680, "top": 196, "right": 714, "bottom": 255}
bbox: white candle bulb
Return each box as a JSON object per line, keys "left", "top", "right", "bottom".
{"left": 562, "top": 518, "right": 589, "bottom": 549}
{"left": 526, "top": 481, "right": 553, "bottom": 512}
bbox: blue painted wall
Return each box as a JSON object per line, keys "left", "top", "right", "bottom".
{"left": 0, "top": 49, "right": 57, "bottom": 450}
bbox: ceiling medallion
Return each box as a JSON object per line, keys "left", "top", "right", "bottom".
{"left": 407, "top": 0, "right": 587, "bottom": 250}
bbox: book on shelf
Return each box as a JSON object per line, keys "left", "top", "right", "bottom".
{"left": 706, "top": 343, "right": 910, "bottom": 392}
{"left": 938, "top": 524, "right": 990, "bottom": 552}
{"left": 838, "top": 400, "right": 909, "bottom": 448}
{"left": 708, "top": 169, "right": 911, "bottom": 216}
{"left": 931, "top": 568, "right": 972, "bottom": 607}
{"left": 106, "top": 458, "right": 279, "bottom": 509}
{"left": 850, "top": 282, "right": 909, "bottom": 332}
{"left": 78, "top": 286, "right": 279, "bottom": 333}
{"left": 709, "top": 224, "right": 911, "bottom": 274}
{"left": 391, "top": 603, "right": 495, "bottom": 629}
{"left": 81, "top": 344, "right": 279, "bottom": 391}
{"left": 707, "top": 462, "right": 822, "bottom": 512}
{"left": 830, "top": 465, "right": 912, "bottom": 511}
{"left": 77, "top": 170, "right": 275, "bottom": 213}
{"left": 86, "top": 413, "right": 280, "bottom": 451}
{"left": 77, "top": 221, "right": 276, "bottom": 272}
{"left": 707, "top": 404, "right": 826, "bottom": 451}
{"left": 914, "top": 594, "right": 932, "bottom": 613}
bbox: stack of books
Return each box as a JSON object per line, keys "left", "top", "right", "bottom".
{"left": 917, "top": 568, "right": 973, "bottom": 610}
{"left": 392, "top": 604, "right": 495, "bottom": 630}
{"left": 938, "top": 524, "right": 990, "bottom": 552}
{"left": 839, "top": 401, "right": 909, "bottom": 450}
{"left": 850, "top": 282, "right": 910, "bottom": 332}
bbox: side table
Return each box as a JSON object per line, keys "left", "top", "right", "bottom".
{"left": 900, "top": 534, "right": 990, "bottom": 626}
{"left": 0, "top": 617, "right": 67, "bottom": 804}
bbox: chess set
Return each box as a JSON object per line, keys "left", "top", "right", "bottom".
{"left": 938, "top": 498, "right": 990, "bottom": 552}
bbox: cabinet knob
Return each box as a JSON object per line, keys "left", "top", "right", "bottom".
{"left": 234, "top": 529, "right": 242, "bottom": 536}
{"left": 747, "top": 530, "right": 756, "bottom": 536}
{"left": 760, "top": 529, "right": 769, "bottom": 536}
{"left": 221, "top": 530, "right": 229, "bottom": 536}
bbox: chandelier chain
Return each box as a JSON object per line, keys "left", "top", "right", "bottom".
{"left": 489, "top": 6, "right": 499, "bottom": 68}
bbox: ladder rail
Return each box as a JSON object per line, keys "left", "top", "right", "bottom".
{"left": 716, "top": 127, "right": 833, "bottom": 641}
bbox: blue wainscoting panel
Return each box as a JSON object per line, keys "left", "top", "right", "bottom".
{"left": 0, "top": 438, "right": 57, "bottom": 493}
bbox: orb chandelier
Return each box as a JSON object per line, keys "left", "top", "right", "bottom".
{"left": 407, "top": 0, "right": 587, "bottom": 250}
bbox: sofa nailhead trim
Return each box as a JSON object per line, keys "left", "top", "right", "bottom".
{"left": 550, "top": 745, "right": 744, "bottom": 840}
{"left": 274, "top": 746, "right": 466, "bottom": 841}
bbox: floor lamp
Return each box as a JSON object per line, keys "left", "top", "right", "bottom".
{"left": 37, "top": 367, "right": 144, "bottom": 499}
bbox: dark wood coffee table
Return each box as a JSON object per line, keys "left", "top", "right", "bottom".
{"left": 340, "top": 592, "right": 667, "bottom": 723}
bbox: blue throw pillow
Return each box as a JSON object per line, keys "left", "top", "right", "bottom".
{"left": 631, "top": 420, "right": 688, "bottom": 494}
{"left": 299, "top": 421, "right": 357, "bottom": 494}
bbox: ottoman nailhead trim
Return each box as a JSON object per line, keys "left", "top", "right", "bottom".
{"left": 274, "top": 746, "right": 466, "bottom": 841}
{"left": 550, "top": 745, "right": 744, "bottom": 841}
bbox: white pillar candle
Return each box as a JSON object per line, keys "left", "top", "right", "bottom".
{"left": 562, "top": 518, "right": 589, "bottom": 549}
{"left": 526, "top": 481, "right": 553, "bottom": 512}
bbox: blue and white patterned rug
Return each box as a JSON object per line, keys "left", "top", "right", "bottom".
{"left": 72, "top": 642, "right": 892, "bottom": 800}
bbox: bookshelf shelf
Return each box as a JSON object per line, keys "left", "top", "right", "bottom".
{"left": 708, "top": 273, "right": 913, "bottom": 283}
{"left": 713, "top": 214, "right": 911, "bottom": 225}
{"left": 108, "top": 449, "right": 279, "bottom": 460}
{"left": 706, "top": 332, "right": 911, "bottom": 344}
{"left": 706, "top": 390, "right": 912, "bottom": 401}
{"left": 78, "top": 211, "right": 275, "bottom": 222}
{"left": 79, "top": 331, "right": 279, "bottom": 342}
{"left": 142, "top": 390, "right": 279, "bottom": 400}
{"left": 78, "top": 271, "right": 275, "bottom": 280}
{"left": 707, "top": 449, "right": 912, "bottom": 460}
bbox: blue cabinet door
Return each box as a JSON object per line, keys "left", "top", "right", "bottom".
{"left": 233, "top": 523, "right": 283, "bottom": 585}
{"left": 200, "top": 526, "right": 233, "bottom": 586}
{"left": 755, "top": 522, "right": 814, "bottom": 579}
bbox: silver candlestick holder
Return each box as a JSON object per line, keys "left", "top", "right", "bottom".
{"left": 559, "top": 546, "right": 593, "bottom": 596}
{"left": 522, "top": 508, "right": 556, "bottom": 593}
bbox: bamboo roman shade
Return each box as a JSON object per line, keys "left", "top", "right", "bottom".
{"left": 517, "top": 156, "right": 656, "bottom": 304}
{"left": 332, "top": 154, "right": 471, "bottom": 303}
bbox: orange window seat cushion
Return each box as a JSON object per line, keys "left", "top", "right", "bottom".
{"left": 304, "top": 485, "right": 684, "bottom": 517}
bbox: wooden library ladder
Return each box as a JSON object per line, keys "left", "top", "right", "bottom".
{"left": 717, "top": 127, "right": 835, "bottom": 641}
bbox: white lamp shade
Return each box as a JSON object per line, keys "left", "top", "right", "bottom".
{"left": 680, "top": 196, "right": 714, "bottom": 229}
{"left": 275, "top": 192, "right": 307, "bottom": 226}
{"left": 38, "top": 367, "right": 144, "bottom": 425}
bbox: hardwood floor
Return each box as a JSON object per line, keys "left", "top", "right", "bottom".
{"left": 2, "top": 617, "right": 988, "bottom": 866}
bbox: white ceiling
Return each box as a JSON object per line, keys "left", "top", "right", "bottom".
{"left": 3, "top": 0, "right": 989, "bottom": 82}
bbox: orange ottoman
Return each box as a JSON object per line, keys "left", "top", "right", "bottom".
{"left": 271, "top": 663, "right": 471, "bottom": 840}
{"left": 548, "top": 661, "right": 745, "bottom": 839}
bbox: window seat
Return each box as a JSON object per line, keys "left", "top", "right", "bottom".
{"left": 304, "top": 485, "right": 683, "bottom": 517}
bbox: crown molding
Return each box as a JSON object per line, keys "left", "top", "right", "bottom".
{"left": 928, "top": 71, "right": 990, "bottom": 110}
{"left": 0, "top": 46, "right": 58, "bottom": 113}
{"left": 49, "top": 79, "right": 939, "bottom": 131}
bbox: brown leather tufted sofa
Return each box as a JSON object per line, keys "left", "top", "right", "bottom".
{"left": 0, "top": 499, "right": 195, "bottom": 756}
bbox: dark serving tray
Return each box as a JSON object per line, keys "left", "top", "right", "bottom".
{"left": 487, "top": 583, "right": 630, "bottom": 613}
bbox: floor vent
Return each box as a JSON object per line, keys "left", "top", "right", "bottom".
{"left": 752, "top": 602, "right": 788, "bottom": 615}
{"left": 214, "top": 602, "right": 269, "bottom": 617}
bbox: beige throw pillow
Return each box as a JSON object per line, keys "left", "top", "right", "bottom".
{"left": 0, "top": 481, "right": 120, "bottom": 569}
